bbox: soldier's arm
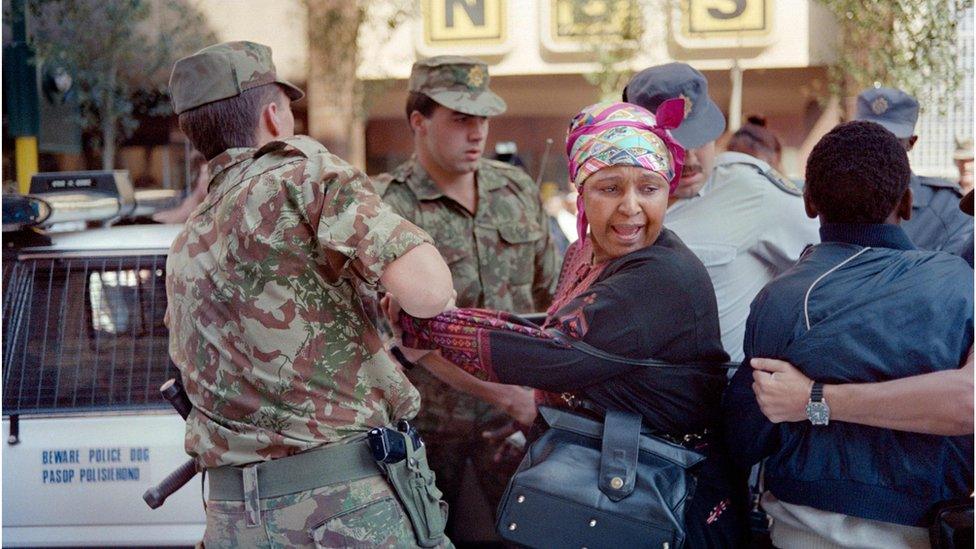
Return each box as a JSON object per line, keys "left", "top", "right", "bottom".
{"left": 381, "top": 245, "right": 454, "bottom": 318}
{"left": 750, "top": 348, "right": 974, "bottom": 435}
{"left": 302, "top": 157, "right": 454, "bottom": 318}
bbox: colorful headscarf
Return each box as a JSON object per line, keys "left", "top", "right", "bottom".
{"left": 566, "top": 99, "right": 686, "bottom": 242}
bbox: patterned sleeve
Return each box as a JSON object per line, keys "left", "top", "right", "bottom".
{"left": 297, "top": 153, "right": 433, "bottom": 285}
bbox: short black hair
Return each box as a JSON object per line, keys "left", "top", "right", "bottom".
{"left": 405, "top": 91, "right": 439, "bottom": 121}
{"left": 805, "top": 120, "right": 911, "bottom": 224}
{"left": 178, "top": 83, "right": 284, "bottom": 160}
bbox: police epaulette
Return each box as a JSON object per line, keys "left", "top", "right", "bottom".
{"left": 732, "top": 162, "right": 802, "bottom": 196}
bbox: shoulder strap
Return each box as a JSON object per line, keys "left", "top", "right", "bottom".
{"left": 547, "top": 328, "right": 737, "bottom": 371}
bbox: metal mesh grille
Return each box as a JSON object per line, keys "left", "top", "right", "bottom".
{"left": 2, "top": 254, "right": 178, "bottom": 415}
{"left": 910, "top": 6, "right": 974, "bottom": 178}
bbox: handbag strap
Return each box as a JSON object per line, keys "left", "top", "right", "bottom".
{"left": 548, "top": 329, "right": 738, "bottom": 371}
{"left": 599, "top": 409, "right": 642, "bottom": 501}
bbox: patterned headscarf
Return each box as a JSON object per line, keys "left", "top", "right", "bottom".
{"left": 566, "top": 100, "right": 686, "bottom": 242}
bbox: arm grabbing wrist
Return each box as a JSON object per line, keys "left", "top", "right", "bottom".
{"left": 751, "top": 347, "right": 975, "bottom": 435}
{"left": 419, "top": 352, "right": 537, "bottom": 425}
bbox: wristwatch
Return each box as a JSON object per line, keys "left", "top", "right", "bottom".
{"left": 805, "top": 382, "right": 830, "bottom": 426}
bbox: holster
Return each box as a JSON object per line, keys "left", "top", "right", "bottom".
{"left": 377, "top": 430, "right": 449, "bottom": 548}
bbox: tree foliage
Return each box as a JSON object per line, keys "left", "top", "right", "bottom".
{"left": 27, "top": 0, "right": 217, "bottom": 168}
{"left": 817, "top": 0, "right": 972, "bottom": 110}
{"left": 576, "top": 0, "right": 650, "bottom": 101}
{"left": 304, "top": 0, "right": 415, "bottom": 165}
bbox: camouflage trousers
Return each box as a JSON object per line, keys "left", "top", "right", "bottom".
{"left": 201, "top": 474, "right": 453, "bottom": 548}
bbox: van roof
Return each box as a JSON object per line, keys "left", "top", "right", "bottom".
{"left": 18, "top": 223, "right": 182, "bottom": 254}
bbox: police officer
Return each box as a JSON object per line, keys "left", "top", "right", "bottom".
{"left": 854, "top": 87, "right": 973, "bottom": 256}
{"left": 623, "top": 63, "right": 820, "bottom": 362}
{"left": 372, "top": 55, "right": 559, "bottom": 541}
{"left": 165, "top": 41, "right": 455, "bottom": 548}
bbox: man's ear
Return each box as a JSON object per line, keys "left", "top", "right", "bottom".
{"left": 409, "top": 111, "right": 427, "bottom": 135}
{"left": 263, "top": 101, "right": 283, "bottom": 138}
{"left": 803, "top": 190, "right": 818, "bottom": 219}
{"left": 897, "top": 186, "right": 913, "bottom": 221}
{"left": 906, "top": 135, "right": 919, "bottom": 152}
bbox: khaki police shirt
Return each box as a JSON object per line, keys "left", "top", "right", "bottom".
{"left": 666, "top": 152, "right": 820, "bottom": 362}
{"left": 166, "top": 136, "right": 432, "bottom": 467}
{"left": 373, "top": 156, "right": 558, "bottom": 436}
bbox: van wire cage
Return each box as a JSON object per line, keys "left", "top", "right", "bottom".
{"left": 2, "top": 253, "right": 180, "bottom": 415}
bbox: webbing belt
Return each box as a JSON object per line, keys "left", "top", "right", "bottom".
{"left": 207, "top": 440, "right": 380, "bottom": 501}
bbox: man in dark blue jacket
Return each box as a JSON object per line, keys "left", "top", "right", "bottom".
{"left": 724, "top": 120, "right": 974, "bottom": 548}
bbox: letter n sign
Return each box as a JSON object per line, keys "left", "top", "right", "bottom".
{"left": 423, "top": 0, "right": 507, "bottom": 46}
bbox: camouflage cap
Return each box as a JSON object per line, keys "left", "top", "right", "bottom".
{"left": 169, "top": 41, "right": 304, "bottom": 115}
{"left": 408, "top": 55, "right": 506, "bottom": 117}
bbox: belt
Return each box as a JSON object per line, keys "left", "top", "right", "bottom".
{"left": 207, "top": 440, "right": 381, "bottom": 501}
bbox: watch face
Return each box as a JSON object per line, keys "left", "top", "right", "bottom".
{"left": 806, "top": 401, "right": 830, "bottom": 425}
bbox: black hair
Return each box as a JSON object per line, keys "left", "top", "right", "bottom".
{"left": 727, "top": 117, "right": 781, "bottom": 163}
{"left": 804, "top": 120, "right": 911, "bottom": 224}
{"left": 405, "top": 92, "right": 439, "bottom": 122}
{"left": 178, "top": 83, "right": 284, "bottom": 160}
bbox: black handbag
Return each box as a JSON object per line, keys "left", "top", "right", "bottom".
{"left": 494, "top": 331, "right": 735, "bottom": 549}
{"left": 929, "top": 497, "right": 974, "bottom": 549}
{"left": 496, "top": 406, "right": 705, "bottom": 549}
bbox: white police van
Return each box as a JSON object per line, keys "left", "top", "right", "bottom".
{"left": 2, "top": 172, "right": 205, "bottom": 546}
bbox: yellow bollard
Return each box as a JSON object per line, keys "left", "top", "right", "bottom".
{"left": 15, "top": 136, "right": 38, "bottom": 194}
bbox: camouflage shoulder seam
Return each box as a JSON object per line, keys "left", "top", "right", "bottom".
{"left": 482, "top": 158, "right": 537, "bottom": 190}
{"left": 254, "top": 135, "right": 327, "bottom": 160}
{"left": 370, "top": 173, "right": 395, "bottom": 196}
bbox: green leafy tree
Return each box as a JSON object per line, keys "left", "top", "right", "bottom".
{"left": 817, "top": 0, "right": 972, "bottom": 111}
{"left": 27, "top": 0, "right": 216, "bottom": 169}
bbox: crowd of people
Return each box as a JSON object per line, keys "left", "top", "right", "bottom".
{"left": 162, "top": 40, "right": 973, "bottom": 548}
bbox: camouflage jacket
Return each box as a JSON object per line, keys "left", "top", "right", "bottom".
{"left": 374, "top": 157, "right": 558, "bottom": 313}
{"left": 165, "top": 136, "right": 432, "bottom": 468}
{"left": 373, "top": 156, "right": 558, "bottom": 436}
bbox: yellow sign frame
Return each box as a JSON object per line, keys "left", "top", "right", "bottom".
{"left": 423, "top": 0, "right": 507, "bottom": 47}
{"left": 674, "top": 0, "right": 774, "bottom": 48}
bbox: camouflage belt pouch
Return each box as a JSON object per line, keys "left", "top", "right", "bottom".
{"left": 380, "top": 430, "right": 449, "bottom": 547}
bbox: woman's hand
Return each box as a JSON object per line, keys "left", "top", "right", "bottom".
{"left": 381, "top": 293, "right": 431, "bottom": 362}
{"left": 751, "top": 358, "right": 814, "bottom": 423}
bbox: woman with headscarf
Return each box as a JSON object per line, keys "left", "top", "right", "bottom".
{"left": 392, "top": 100, "right": 747, "bottom": 546}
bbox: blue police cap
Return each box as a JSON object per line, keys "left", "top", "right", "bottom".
{"left": 623, "top": 62, "right": 725, "bottom": 149}
{"left": 854, "top": 87, "right": 919, "bottom": 139}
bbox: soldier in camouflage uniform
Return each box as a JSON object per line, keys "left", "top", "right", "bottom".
{"left": 372, "top": 56, "right": 559, "bottom": 542}
{"left": 165, "top": 41, "right": 455, "bottom": 548}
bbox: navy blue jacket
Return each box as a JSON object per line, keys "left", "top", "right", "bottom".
{"left": 723, "top": 223, "right": 974, "bottom": 526}
{"left": 903, "top": 173, "right": 972, "bottom": 257}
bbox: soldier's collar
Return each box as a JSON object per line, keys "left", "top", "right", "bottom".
{"left": 402, "top": 159, "right": 446, "bottom": 200}
{"left": 402, "top": 157, "right": 502, "bottom": 199}
{"left": 476, "top": 160, "right": 509, "bottom": 193}
{"left": 208, "top": 147, "right": 258, "bottom": 185}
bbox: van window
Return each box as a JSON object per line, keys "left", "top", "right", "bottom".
{"left": 2, "top": 254, "right": 179, "bottom": 415}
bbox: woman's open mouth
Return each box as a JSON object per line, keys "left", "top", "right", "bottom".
{"left": 611, "top": 224, "right": 644, "bottom": 241}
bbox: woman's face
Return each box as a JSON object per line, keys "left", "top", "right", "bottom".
{"left": 583, "top": 165, "right": 669, "bottom": 262}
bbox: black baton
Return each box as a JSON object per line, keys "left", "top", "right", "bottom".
{"left": 143, "top": 379, "right": 200, "bottom": 509}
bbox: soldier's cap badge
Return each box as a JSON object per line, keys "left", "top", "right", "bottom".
{"left": 467, "top": 65, "right": 485, "bottom": 88}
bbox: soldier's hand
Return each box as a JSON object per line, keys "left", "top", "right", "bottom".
{"left": 751, "top": 358, "right": 813, "bottom": 423}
